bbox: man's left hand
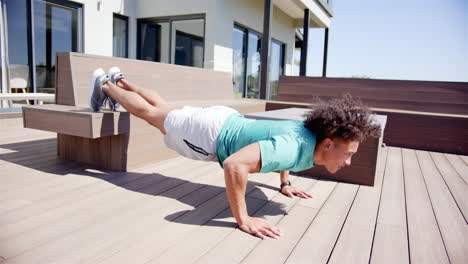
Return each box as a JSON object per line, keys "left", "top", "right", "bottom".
{"left": 281, "top": 186, "right": 313, "bottom": 199}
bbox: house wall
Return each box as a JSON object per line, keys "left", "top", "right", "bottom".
{"left": 78, "top": 0, "right": 297, "bottom": 74}
{"left": 48, "top": 0, "right": 297, "bottom": 74}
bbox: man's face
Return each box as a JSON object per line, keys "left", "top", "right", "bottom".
{"left": 322, "top": 138, "right": 359, "bottom": 173}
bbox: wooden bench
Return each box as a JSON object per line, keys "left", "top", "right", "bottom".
{"left": 22, "top": 52, "right": 267, "bottom": 171}
{"left": 267, "top": 76, "right": 468, "bottom": 155}
{"left": 246, "top": 108, "right": 387, "bottom": 186}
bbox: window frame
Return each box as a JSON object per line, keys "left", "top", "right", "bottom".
{"left": 113, "top": 13, "right": 129, "bottom": 58}
{"left": 233, "top": 23, "right": 286, "bottom": 99}
{"left": 137, "top": 14, "right": 206, "bottom": 67}
{"left": 1, "top": 0, "right": 83, "bottom": 96}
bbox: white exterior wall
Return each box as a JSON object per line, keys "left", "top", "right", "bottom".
{"left": 69, "top": 0, "right": 137, "bottom": 58}
{"left": 71, "top": 0, "right": 297, "bottom": 74}
{"left": 135, "top": 0, "right": 296, "bottom": 73}
{"left": 135, "top": 0, "right": 217, "bottom": 68}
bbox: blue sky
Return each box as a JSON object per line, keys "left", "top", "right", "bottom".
{"left": 306, "top": 0, "right": 468, "bottom": 82}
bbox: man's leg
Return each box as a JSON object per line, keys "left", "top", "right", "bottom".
{"left": 114, "top": 79, "right": 170, "bottom": 109}
{"left": 102, "top": 81, "right": 177, "bottom": 135}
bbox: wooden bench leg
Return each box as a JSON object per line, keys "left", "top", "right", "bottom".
{"left": 57, "top": 133, "right": 128, "bottom": 171}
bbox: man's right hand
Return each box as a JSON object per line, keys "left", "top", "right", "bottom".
{"left": 238, "top": 216, "right": 283, "bottom": 239}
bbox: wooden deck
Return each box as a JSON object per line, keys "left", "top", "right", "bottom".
{"left": 0, "top": 117, "right": 467, "bottom": 264}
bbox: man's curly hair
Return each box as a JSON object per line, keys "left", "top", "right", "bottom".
{"left": 303, "top": 94, "right": 381, "bottom": 143}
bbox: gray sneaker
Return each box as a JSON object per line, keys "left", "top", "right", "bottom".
{"left": 106, "top": 67, "right": 124, "bottom": 111}
{"left": 89, "top": 68, "right": 110, "bottom": 112}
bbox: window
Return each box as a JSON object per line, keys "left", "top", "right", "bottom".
{"left": 3, "top": 0, "right": 82, "bottom": 99}
{"left": 113, "top": 14, "right": 128, "bottom": 58}
{"left": 246, "top": 31, "right": 262, "bottom": 99}
{"left": 232, "top": 24, "right": 285, "bottom": 100}
{"left": 138, "top": 15, "right": 205, "bottom": 68}
{"left": 232, "top": 27, "right": 247, "bottom": 98}
{"left": 268, "top": 40, "right": 285, "bottom": 100}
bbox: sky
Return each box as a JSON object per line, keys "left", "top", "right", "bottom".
{"left": 306, "top": 0, "right": 468, "bottom": 82}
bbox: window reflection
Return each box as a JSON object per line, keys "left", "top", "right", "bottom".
{"left": 113, "top": 14, "right": 128, "bottom": 58}
{"left": 140, "top": 21, "right": 169, "bottom": 63}
{"left": 139, "top": 17, "right": 204, "bottom": 68}
{"left": 6, "top": 0, "right": 31, "bottom": 94}
{"left": 246, "top": 33, "right": 261, "bottom": 99}
{"left": 34, "top": 0, "right": 79, "bottom": 94}
{"left": 172, "top": 19, "right": 204, "bottom": 68}
{"left": 231, "top": 25, "right": 285, "bottom": 100}
{"left": 232, "top": 27, "right": 246, "bottom": 98}
{"left": 268, "top": 41, "right": 284, "bottom": 100}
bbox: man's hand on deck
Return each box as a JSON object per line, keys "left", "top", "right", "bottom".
{"left": 281, "top": 185, "right": 313, "bottom": 199}
{"left": 239, "top": 216, "right": 282, "bottom": 239}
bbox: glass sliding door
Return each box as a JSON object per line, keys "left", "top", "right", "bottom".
{"left": 5, "top": 0, "right": 32, "bottom": 94}
{"left": 246, "top": 32, "right": 261, "bottom": 99}
{"left": 233, "top": 24, "right": 285, "bottom": 100}
{"left": 138, "top": 15, "right": 205, "bottom": 68}
{"left": 232, "top": 26, "right": 246, "bottom": 98}
{"left": 3, "top": 0, "right": 82, "bottom": 102}
{"left": 113, "top": 14, "right": 128, "bottom": 58}
{"left": 34, "top": 0, "right": 80, "bottom": 94}
{"left": 268, "top": 40, "right": 284, "bottom": 100}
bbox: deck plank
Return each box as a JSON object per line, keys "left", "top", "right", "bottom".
{"left": 240, "top": 179, "right": 338, "bottom": 264}
{"left": 416, "top": 151, "right": 468, "bottom": 264}
{"left": 2, "top": 161, "right": 220, "bottom": 263}
{"left": 370, "top": 147, "right": 409, "bottom": 264}
{"left": 93, "top": 172, "right": 279, "bottom": 264}
{"left": 327, "top": 147, "right": 389, "bottom": 264}
{"left": 430, "top": 152, "right": 468, "bottom": 222}
{"left": 1, "top": 117, "right": 467, "bottom": 264}
{"left": 283, "top": 182, "right": 358, "bottom": 264}
{"left": 151, "top": 175, "right": 312, "bottom": 264}
{"left": 444, "top": 153, "right": 468, "bottom": 184}
{"left": 402, "top": 149, "right": 450, "bottom": 264}
{"left": 77, "top": 164, "right": 229, "bottom": 264}
{"left": 458, "top": 155, "right": 468, "bottom": 166}
{"left": 193, "top": 176, "right": 318, "bottom": 264}
{"left": 0, "top": 157, "right": 189, "bottom": 228}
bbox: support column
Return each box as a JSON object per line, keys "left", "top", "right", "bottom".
{"left": 260, "top": 0, "right": 272, "bottom": 100}
{"left": 322, "top": 28, "right": 329, "bottom": 77}
{"left": 299, "top": 9, "right": 310, "bottom": 76}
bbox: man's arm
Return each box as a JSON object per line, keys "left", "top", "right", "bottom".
{"left": 279, "top": 170, "right": 313, "bottom": 199}
{"left": 280, "top": 170, "right": 290, "bottom": 185}
{"left": 223, "top": 142, "right": 282, "bottom": 239}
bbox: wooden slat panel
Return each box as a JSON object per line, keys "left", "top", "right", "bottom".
{"left": 265, "top": 101, "right": 468, "bottom": 155}
{"left": 416, "top": 151, "right": 468, "bottom": 264}
{"left": 430, "top": 152, "right": 468, "bottom": 222}
{"left": 55, "top": 52, "right": 74, "bottom": 106}
{"left": 278, "top": 76, "right": 468, "bottom": 115}
{"left": 370, "top": 147, "right": 409, "bottom": 264}
{"left": 67, "top": 52, "right": 234, "bottom": 107}
{"left": 402, "top": 149, "right": 449, "bottom": 264}
{"left": 327, "top": 147, "right": 389, "bottom": 264}
{"left": 444, "top": 154, "right": 468, "bottom": 184}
